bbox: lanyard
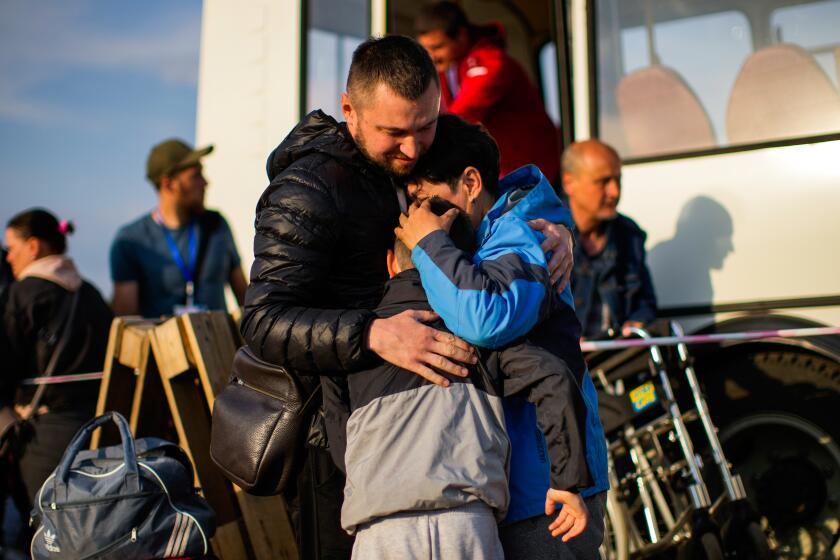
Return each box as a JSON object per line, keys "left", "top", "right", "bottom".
{"left": 152, "top": 210, "right": 199, "bottom": 306}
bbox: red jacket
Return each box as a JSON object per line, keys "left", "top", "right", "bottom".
{"left": 441, "top": 23, "right": 560, "bottom": 182}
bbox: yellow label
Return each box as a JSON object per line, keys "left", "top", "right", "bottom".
{"left": 629, "top": 381, "right": 657, "bottom": 412}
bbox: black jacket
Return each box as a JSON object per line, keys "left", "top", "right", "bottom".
{"left": 241, "top": 111, "right": 401, "bottom": 375}
{"left": 572, "top": 214, "right": 657, "bottom": 337}
{"left": 1, "top": 277, "right": 112, "bottom": 413}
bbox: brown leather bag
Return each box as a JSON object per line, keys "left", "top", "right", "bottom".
{"left": 210, "top": 346, "right": 320, "bottom": 495}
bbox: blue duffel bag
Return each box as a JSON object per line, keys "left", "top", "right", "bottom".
{"left": 30, "top": 411, "right": 216, "bottom": 559}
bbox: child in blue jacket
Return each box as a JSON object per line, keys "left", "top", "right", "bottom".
{"left": 397, "top": 114, "right": 609, "bottom": 556}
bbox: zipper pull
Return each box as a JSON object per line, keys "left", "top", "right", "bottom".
{"left": 50, "top": 503, "right": 56, "bottom": 510}
{"left": 130, "top": 527, "right": 137, "bottom": 543}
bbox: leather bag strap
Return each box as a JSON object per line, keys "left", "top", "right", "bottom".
{"left": 24, "top": 287, "right": 81, "bottom": 419}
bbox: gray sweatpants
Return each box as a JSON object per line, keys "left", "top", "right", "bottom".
{"left": 351, "top": 501, "right": 503, "bottom": 559}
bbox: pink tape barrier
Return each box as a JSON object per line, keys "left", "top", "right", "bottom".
{"left": 17, "top": 327, "right": 840, "bottom": 384}
{"left": 579, "top": 326, "right": 840, "bottom": 352}
{"left": 21, "top": 371, "right": 104, "bottom": 385}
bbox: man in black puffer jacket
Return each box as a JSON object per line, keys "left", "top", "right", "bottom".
{"left": 241, "top": 35, "right": 574, "bottom": 560}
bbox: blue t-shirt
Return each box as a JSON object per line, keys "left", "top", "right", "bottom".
{"left": 110, "top": 210, "right": 241, "bottom": 318}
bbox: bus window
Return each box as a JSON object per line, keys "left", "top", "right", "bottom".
{"left": 771, "top": 1, "right": 839, "bottom": 86}
{"left": 539, "top": 43, "right": 561, "bottom": 127}
{"left": 595, "top": 0, "right": 840, "bottom": 159}
{"left": 305, "top": 0, "right": 369, "bottom": 120}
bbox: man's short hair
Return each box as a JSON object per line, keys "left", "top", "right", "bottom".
{"left": 414, "top": 1, "right": 469, "bottom": 39}
{"left": 347, "top": 35, "right": 439, "bottom": 106}
{"left": 408, "top": 114, "right": 501, "bottom": 198}
{"left": 394, "top": 197, "right": 476, "bottom": 271}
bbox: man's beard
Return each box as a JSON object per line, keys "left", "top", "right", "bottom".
{"left": 177, "top": 194, "right": 206, "bottom": 218}
{"left": 355, "top": 128, "right": 413, "bottom": 178}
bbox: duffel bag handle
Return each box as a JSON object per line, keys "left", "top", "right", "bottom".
{"left": 55, "top": 411, "right": 140, "bottom": 494}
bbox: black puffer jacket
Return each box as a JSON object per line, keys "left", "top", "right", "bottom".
{"left": 241, "top": 111, "right": 401, "bottom": 374}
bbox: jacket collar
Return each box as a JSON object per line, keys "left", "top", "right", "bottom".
{"left": 266, "top": 110, "right": 390, "bottom": 186}
{"left": 478, "top": 164, "right": 566, "bottom": 243}
{"left": 376, "top": 269, "right": 431, "bottom": 316}
{"left": 18, "top": 255, "right": 82, "bottom": 292}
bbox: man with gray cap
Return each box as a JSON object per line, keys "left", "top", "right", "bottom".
{"left": 110, "top": 138, "right": 247, "bottom": 318}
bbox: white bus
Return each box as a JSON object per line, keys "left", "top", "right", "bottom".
{"left": 197, "top": 0, "right": 840, "bottom": 553}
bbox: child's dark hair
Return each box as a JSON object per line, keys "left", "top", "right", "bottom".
{"left": 409, "top": 114, "right": 500, "bottom": 198}
{"left": 6, "top": 208, "right": 74, "bottom": 254}
{"left": 394, "top": 197, "right": 476, "bottom": 270}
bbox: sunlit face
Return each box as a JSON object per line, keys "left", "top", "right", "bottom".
{"left": 4, "top": 228, "right": 37, "bottom": 279}
{"left": 168, "top": 164, "right": 207, "bottom": 215}
{"left": 344, "top": 82, "right": 440, "bottom": 177}
{"left": 565, "top": 149, "right": 622, "bottom": 224}
{"left": 417, "top": 29, "right": 467, "bottom": 74}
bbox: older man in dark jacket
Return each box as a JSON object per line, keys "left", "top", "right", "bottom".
{"left": 241, "top": 36, "right": 574, "bottom": 560}
{"left": 563, "top": 140, "right": 657, "bottom": 338}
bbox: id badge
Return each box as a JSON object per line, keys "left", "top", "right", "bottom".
{"left": 175, "top": 281, "right": 207, "bottom": 315}
{"left": 174, "top": 303, "right": 209, "bottom": 316}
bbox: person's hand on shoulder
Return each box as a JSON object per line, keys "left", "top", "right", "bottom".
{"left": 545, "top": 488, "right": 588, "bottom": 542}
{"left": 528, "top": 219, "right": 574, "bottom": 293}
{"left": 366, "top": 310, "right": 476, "bottom": 387}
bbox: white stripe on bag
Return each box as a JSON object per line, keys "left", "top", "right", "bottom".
{"left": 176, "top": 518, "right": 193, "bottom": 557}
{"left": 165, "top": 512, "right": 184, "bottom": 557}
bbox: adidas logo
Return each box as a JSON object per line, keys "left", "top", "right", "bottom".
{"left": 44, "top": 529, "right": 61, "bottom": 553}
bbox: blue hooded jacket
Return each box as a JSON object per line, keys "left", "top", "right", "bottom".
{"left": 411, "top": 165, "right": 574, "bottom": 348}
{"left": 411, "top": 165, "right": 609, "bottom": 521}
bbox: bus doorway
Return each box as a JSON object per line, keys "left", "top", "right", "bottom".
{"left": 388, "top": 0, "right": 570, "bottom": 175}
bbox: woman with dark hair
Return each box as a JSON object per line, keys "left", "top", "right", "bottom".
{"left": 2, "top": 208, "right": 113, "bottom": 503}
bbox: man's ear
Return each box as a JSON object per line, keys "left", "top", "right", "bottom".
{"left": 462, "top": 166, "right": 483, "bottom": 201}
{"left": 159, "top": 175, "right": 174, "bottom": 193}
{"left": 386, "top": 248, "right": 400, "bottom": 279}
{"left": 342, "top": 93, "right": 357, "bottom": 133}
{"left": 561, "top": 172, "right": 575, "bottom": 196}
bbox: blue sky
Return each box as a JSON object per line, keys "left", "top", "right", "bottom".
{"left": 0, "top": 0, "right": 203, "bottom": 297}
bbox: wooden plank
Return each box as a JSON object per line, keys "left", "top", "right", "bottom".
{"left": 153, "top": 317, "right": 192, "bottom": 379}
{"left": 149, "top": 322, "right": 251, "bottom": 560}
{"left": 92, "top": 319, "right": 126, "bottom": 448}
{"left": 213, "top": 521, "right": 251, "bottom": 560}
{"left": 95, "top": 319, "right": 125, "bottom": 414}
{"left": 180, "top": 312, "right": 297, "bottom": 560}
{"left": 128, "top": 338, "right": 175, "bottom": 440}
{"left": 235, "top": 489, "right": 298, "bottom": 560}
{"left": 93, "top": 319, "right": 157, "bottom": 447}
{"left": 180, "top": 312, "right": 241, "bottom": 408}
{"left": 117, "top": 322, "right": 154, "bottom": 369}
